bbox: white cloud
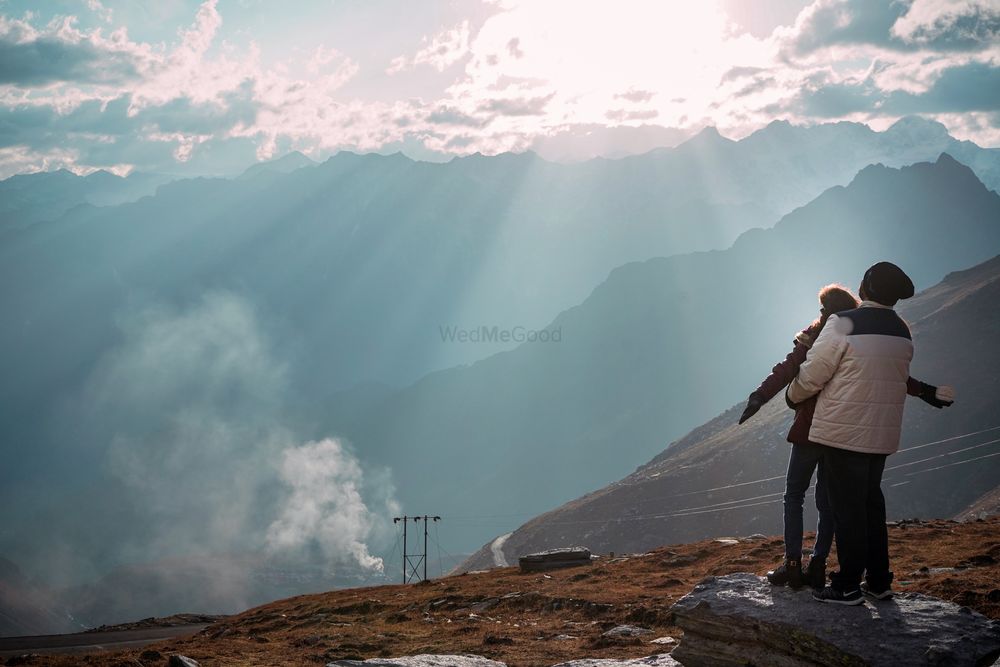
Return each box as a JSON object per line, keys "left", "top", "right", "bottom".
{"left": 87, "top": 0, "right": 113, "bottom": 24}
{"left": 891, "top": 0, "right": 1000, "bottom": 48}
{"left": 387, "top": 21, "right": 471, "bottom": 74}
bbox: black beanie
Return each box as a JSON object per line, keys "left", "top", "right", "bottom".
{"left": 863, "top": 262, "right": 914, "bottom": 306}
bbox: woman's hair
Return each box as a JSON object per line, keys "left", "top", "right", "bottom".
{"left": 809, "top": 283, "right": 860, "bottom": 338}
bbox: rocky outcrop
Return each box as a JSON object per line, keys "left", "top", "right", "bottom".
{"left": 669, "top": 573, "right": 1000, "bottom": 666}
{"left": 328, "top": 656, "right": 507, "bottom": 667}
{"left": 550, "top": 655, "right": 679, "bottom": 666}
{"left": 519, "top": 548, "right": 593, "bottom": 573}
{"left": 328, "top": 655, "right": 679, "bottom": 667}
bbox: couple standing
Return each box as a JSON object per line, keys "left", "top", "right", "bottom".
{"left": 740, "top": 261, "right": 954, "bottom": 605}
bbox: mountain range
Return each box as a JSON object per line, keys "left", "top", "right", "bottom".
{"left": 3, "top": 117, "right": 1000, "bottom": 631}
{"left": 0, "top": 169, "right": 168, "bottom": 231}
{"left": 460, "top": 252, "right": 1000, "bottom": 570}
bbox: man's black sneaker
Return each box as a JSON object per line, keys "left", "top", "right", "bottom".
{"left": 805, "top": 556, "right": 826, "bottom": 590}
{"left": 861, "top": 581, "right": 893, "bottom": 600}
{"left": 766, "top": 559, "right": 802, "bottom": 588}
{"left": 812, "top": 585, "right": 864, "bottom": 606}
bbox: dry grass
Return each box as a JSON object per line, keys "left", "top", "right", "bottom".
{"left": 22, "top": 517, "right": 1000, "bottom": 667}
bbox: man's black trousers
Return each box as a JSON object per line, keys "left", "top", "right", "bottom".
{"left": 821, "top": 445, "right": 891, "bottom": 591}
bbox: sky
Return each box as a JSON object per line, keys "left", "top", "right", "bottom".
{"left": 0, "top": 0, "right": 998, "bottom": 177}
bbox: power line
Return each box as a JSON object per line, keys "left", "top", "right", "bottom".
{"left": 441, "top": 425, "right": 1000, "bottom": 525}
{"left": 439, "top": 438, "right": 1000, "bottom": 531}
{"left": 885, "top": 437, "right": 1000, "bottom": 471}
{"left": 396, "top": 426, "right": 1000, "bottom": 549}
{"left": 896, "top": 424, "right": 1000, "bottom": 453}
{"left": 903, "top": 450, "right": 1000, "bottom": 476}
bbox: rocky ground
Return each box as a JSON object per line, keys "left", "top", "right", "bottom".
{"left": 9, "top": 517, "right": 1000, "bottom": 667}
{"left": 82, "top": 615, "right": 227, "bottom": 634}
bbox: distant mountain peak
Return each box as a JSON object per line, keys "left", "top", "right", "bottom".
{"left": 238, "top": 150, "right": 317, "bottom": 179}
{"left": 847, "top": 152, "right": 981, "bottom": 191}
{"left": 936, "top": 151, "right": 961, "bottom": 166}
{"left": 681, "top": 125, "right": 734, "bottom": 149}
{"left": 885, "top": 115, "right": 952, "bottom": 142}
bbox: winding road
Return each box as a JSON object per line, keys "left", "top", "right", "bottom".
{"left": 0, "top": 624, "right": 210, "bottom": 657}
{"left": 490, "top": 532, "right": 512, "bottom": 567}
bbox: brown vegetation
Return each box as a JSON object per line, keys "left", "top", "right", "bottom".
{"left": 20, "top": 517, "right": 1000, "bottom": 667}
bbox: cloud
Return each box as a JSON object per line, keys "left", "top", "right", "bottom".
{"left": 733, "top": 76, "right": 778, "bottom": 98}
{"left": 615, "top": 88, "right": 655, "bottom": 103}
{"left": 884, "top": 60, "right": 1000, "bottom": 112}
{"left": 720, "top": 66, "right": 767, "bottom": 83}
{"left": 505, "top": 37, "right": 523, "bottom": 58}
{"left": 387, "top": 21, "right": 471, "bottom": 74}
{"left": 795, "top": 79, "right": 880, "bottom": 117}
{"left": 426, "top": 105, "right": 489, "bottom": 127}
{"left": 891, "top": 0, "right": 1000, "bottom": 50}
{"left": 87, "top": 0, "right": 114, "bottom": 24}
{"left": 478, "top": 93, "right": 554, "bottom": 116}
{"left": 604, "top": 108, "right": 659, "bottom": 122}
{"left": 137, "top": 80, "right": 259, "bottom": 135}
{"left": 792, "top": 61, "right": 1000, "bottom": 117}
{"left": 782, "top": 0, "right": 1000, "bottom": 54}
{"left": 0, "top": 15, "right": 146, "bottom": 86}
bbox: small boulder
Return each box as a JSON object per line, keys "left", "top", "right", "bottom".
{"left": 167, "top": 657, "right": 200, "bottom": 667}
{"left": 519, "top": 547, "right": 593, "bottom": 573}
{"left": 138, "top": 649, "right": 163, "bottom": 663}
{"left": 602, "top": 625, "right": 654, "bottom": 638}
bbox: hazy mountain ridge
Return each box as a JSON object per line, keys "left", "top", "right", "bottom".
{"left": 459, "top": 253, "right": 1000, "bottom": 570}
{"left": 237, "top": 151, "right": 317, "bottom": 180}
{"left": 0, "top": 169, "right": 169, "bottom": 231}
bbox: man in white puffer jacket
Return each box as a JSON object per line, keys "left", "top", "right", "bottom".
{"left": 787, "top": 261, "right": 953, "bottom": 605}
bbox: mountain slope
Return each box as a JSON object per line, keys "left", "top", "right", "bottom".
{"left": 0, "top": 557, "right": 80, "bottom": 637}
{"left": 460, "top": 253, "right": 1000, "bottom": 570}
{"left": 340, "top": 153, "right": 1000, "bottom": 558}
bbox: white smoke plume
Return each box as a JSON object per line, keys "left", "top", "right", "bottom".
{"left": 267, "top": 438, "right": 384, "bottom": 572}
{"left": 91, "top": 291, "right": 393, "bottom": 573}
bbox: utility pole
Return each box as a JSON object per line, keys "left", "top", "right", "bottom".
{"left": 393, "top": 516, "right": 408, "bottom": 584}
{"left": 393, "top": 514, "right": 441, "bottom": 583}
{"left": 415, "top": 515, "right": 441, "bottom": 582}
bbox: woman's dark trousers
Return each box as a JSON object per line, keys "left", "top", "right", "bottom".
{"left": 783, "top": 442, "right": 835, "bottom": 561}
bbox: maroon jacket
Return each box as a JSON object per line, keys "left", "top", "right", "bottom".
{"left": 753, "top": 323, "right": 922, "bottom": 444}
